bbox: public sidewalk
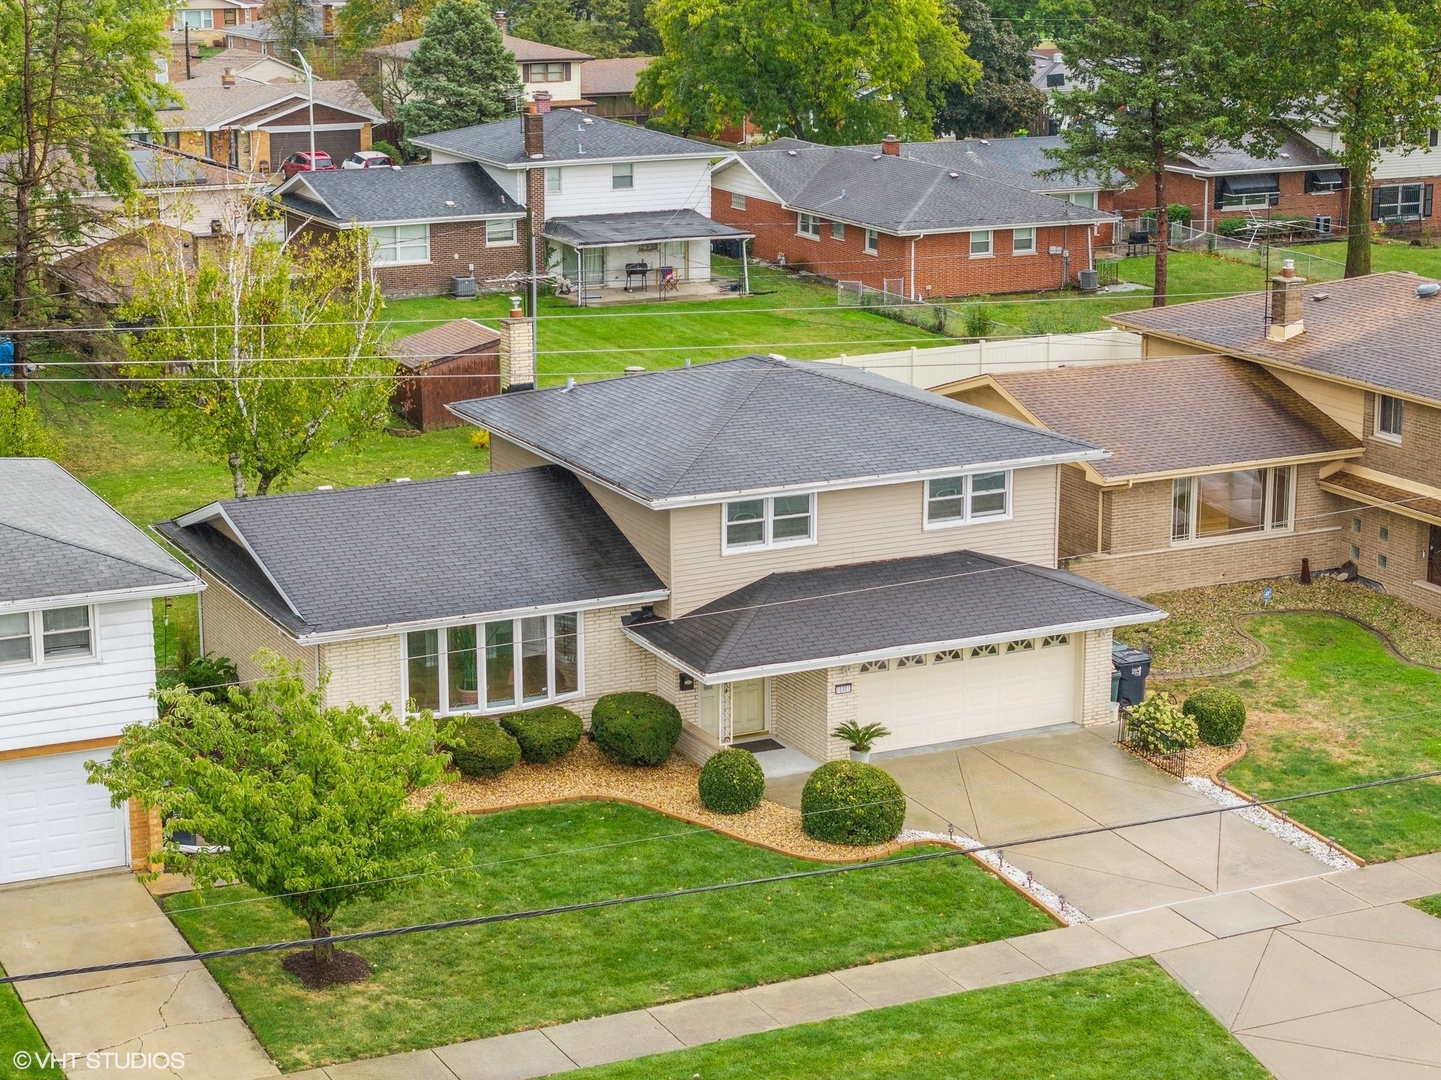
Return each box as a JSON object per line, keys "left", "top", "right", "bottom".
{"left": 290, "top": 852, "right": 1441, "bottom": 1080}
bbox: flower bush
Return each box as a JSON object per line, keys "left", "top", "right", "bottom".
{"left": 1125, "top": 692, "right": 1198, "bottom": 754}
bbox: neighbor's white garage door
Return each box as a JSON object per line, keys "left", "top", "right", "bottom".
{"left": 0, "top": 750, "right": 128, "bottom": 884}
{"left": 856, "top": 635, "right": 1077, "bottom": 753}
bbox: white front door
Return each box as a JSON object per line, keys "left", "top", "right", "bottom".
{"left": 855, "top": 635, "right": 1077, "bottom": 753}
{"left": 1, "top": 750, "right": 129, "bottom": 884}
{"left": 732, "top": 679, "right": 767, "bottom": 737}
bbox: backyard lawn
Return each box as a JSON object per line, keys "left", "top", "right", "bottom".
{"left": 1164, "top": 613, "right": 1441, "bottom": 862}
{"left": 165, "top": 801, "right": 1054, "bottom": 1070}
{"left": 0, "top": 970, "right": 62, "bottom": 1080}
{"left": 568, "top": 959, "right": 1269, "bottom": 1080}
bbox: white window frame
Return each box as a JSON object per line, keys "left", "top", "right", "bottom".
{"left": 922, "top": 471, "right": 1012, "bottom": 529}
{"left": 370, "top": 223, "right": 430, "bottom": 265}
{"left": 721, "top": 493, "right": 817, "bottom": 554}
{"left": 729, "top": 191, "right": 746, "bottom": 210}
{"left": 797, "top": 212, "right": 821, "bottom": 239}
{"left": 863, "top": 228, "right": 879, "bottom": 255}
{"left": 969, "top": 230, "right": 993, "bottom": 257}
{"left": 485, "top": 217, "right": 518, "bottom": 246}
{"left": 545, "top": 167, "right": 563, "bottom": 194}
{"left": 611, "top": 162, "right": 634, "bottom": 190}
{"left": 0, "top": 605, "right": 97, "bottom": 669}
{"left": 1375, "top": 394, "right": 1404, "bottom": 443}
{"left": 1068, "top": 191, "right": 1097, "bottom": 209}
{"left": 1170, "top": 465, "right": 1295, "bottom": 545}
{"left": 830, "top": 221, "right": 845, "bottom": 240}
{"left": 177, "top": 8, "right": 214, "bottom": 28}
{"left": 401, "top": 612, "right": 583, "bottom": 716}
{"left": 1219, "top": 190, "right": 1276, "bottom": 210}
{"left": 1012, "top": 226, "right": 1036, "bottom": 255}
{"left": 1376, "top": 183, "right": 1424, "bottom": 219}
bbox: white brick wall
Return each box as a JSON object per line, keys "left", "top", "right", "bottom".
{"left": 322, "top": 636, "right": 402, "bottom": 713}
{"left": 1079, "top": 627, "right": 1115, "bottom": 725}
{"left": 198, "top": 572, "right": 316, "bottom": 687}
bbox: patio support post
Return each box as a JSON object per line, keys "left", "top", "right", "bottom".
{"left": 741, "top": 240, "right": 750, "bottom": 294}
{"left": 719, "top": 683, "right": 733, "bottom": 746}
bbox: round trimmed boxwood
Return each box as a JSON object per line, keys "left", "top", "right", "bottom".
{"left": 1183, "top": 688, "right": 1247, "bottom": 747}
{"left": 697, "top": 748, "right": 765, "bottom": 814}
{"left": 442, "top": 716, "right": 521, "bottom": 778}
{"left": 800, "top": 760, "right": 906, "bottom": 845}
{"left": 590, "top": 692, "right": 682, "bottom": 766}
{"left": 500, "top": 705, "right": 583, "bottom": 764}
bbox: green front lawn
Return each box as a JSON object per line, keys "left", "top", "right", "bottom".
{"left": 1165, "top": 613, "right": 1441, "bottom": 861}
{"left": 165, "top": 802, "right": 1053, "bottom": 1071}
{"left": 0, "top": 969, "right": 63, "bottom": 1080}
{"left": 569, "top": 959, "right": 1268, "bottom": 1080}
{"left": 1412, "top": 894, "right": 1441, "bottom": 919}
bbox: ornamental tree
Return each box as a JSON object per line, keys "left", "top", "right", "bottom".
{"left": 87, "top": 654, "right": 460, "bottom": 967}
{"left": 396, "top": 0, "right": 522, "bottom": 144}
{"left": 933, "top": 0, "right": 1048, "bottom": 137}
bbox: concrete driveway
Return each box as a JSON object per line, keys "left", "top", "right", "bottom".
{"left": 0, "top": 870, "right": 277, "bottom": 1079}
{"left": 876, "top": 726, "right": 1328, "bottom": 918}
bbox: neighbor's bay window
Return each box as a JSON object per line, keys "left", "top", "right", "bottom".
{"left": 925, "top": 471, "right": 1010, "bottom": 527}
{"left": 1172, "top": 466, "right": 1293, "bottom": 543}
{"left": 371, "top": 223, "right": 430, "bottom": 264}
{"left": 405, "top": 612, "right": 580, "bottom": 714}
{"left": 723, "top": 494, "right": 815, "bottom": 551}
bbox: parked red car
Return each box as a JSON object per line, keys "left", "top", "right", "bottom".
{"left": 280, "top": 151, "right": 336, "bottom": 178}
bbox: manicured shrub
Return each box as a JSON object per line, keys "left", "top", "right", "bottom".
{"left": 1183, "top": 688, "right": 1247, "bottom": 747}
{"left": 698, "top": 748, "right": 765, "bottom": 814}
{"left": 1125, "top": 691, "right": 1198, "bottom": 754}
{"left": 800, "top": 761, "right": 906, "bottom": 845}
{"left": 590, "top": 692, "right": 682, "bottom": 766}
{"left": 443, "top": 716, "right": 521, "bottom": 778}
{"left": 500, "top": 705, "right": 583, "bottom": 763}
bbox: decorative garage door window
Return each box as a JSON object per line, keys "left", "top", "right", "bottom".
{"left": 405, "top": 613, "right": 579, "bottom": 714}
{"left": 1041, "top": 634, "right": 1069, "bottom": 647}
{"left": 933, "top": 649, "right": 963, "bottom": 663}
{"left": 1005, "top": 639, "right": 1035, "bottom": 653}
{"left": 858, "top": 659, "right": 890, "bottom": 673}
{"left": 969, "top": 643, "right": 999, "bottom": 658}
{"left": 895, "top": 654, "right": 926, "bottom": 669}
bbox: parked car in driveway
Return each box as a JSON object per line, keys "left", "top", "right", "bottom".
{"left": 341, "top": 150, "right": 396, "bottom": 170}
{"left": 280, "top": 151, "right": 336, "bottom": 178}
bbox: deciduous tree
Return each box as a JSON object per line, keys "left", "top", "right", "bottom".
{"left": 934, "top": 0, "right": 1047, "bottom": 137}
{"left": 396, "top": 0, "right": 522, "bottom": 143}
{"left": 0, "top": 384, "right": 55, "bottom": 455}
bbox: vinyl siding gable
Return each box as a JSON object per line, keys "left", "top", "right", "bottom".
{"left": 544, "top": 157, "right": 711, "bottom": 218}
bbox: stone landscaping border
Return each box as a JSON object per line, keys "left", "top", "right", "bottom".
{"left": 1182, "top": 776, "right": 1362, "bottom": 871}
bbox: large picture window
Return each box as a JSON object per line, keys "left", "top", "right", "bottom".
{"left": 1373, "top": 183, "right": 1430, "bottom": 220}
{"left": 405, "top": 612, "right": 581, "bottom": 714}
{"left": 723, "top": 494, "right": 815, "bottom": 551}
{"left": 371, "top": 224, "right": 429, "bottom": 264}
{"left": 1172, "top": 466, "right": 1293, "bottom": 543}
{"left": 924, "top": 471, "right": 1010, "bottom": 527}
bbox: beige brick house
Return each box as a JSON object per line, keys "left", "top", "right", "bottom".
{"left": 159, "top": 356, "right": 1162, "bottom": 768}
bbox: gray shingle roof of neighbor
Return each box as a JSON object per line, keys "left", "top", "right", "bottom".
{"left": 368, "top": 34, "right": 593, "bottom": 63}
{"left": 410, "top": 111, "right": 718, "bottom": 167}
{"left": 0, "top": 459, "right": 200, "bottom": 606}
{"left": 157, "top": 79, "right": 383, "bottom": 130}
{"left": 448, "top": 355, "right": 1106, "bottom": 506}
{"left": 542, "top": 208, "right": 751, "bottom": 247}
{"left": 849, "top": 136, "right": 1121, "bottom": 193}
{"left": 155, "top": 466, "right": 667, "bottom": 641}
{"left": 272, "top": 162, "right": 524, "bottom": 225}
{"left": 728, "top": 139, "right": 1115, "bottom": 234}
{"left": 579, "top": 56, "right": 652, "bottom": 96}
{"left": 1108, "top": 271, "right": 1441, "bottom": 406}
{"left": 390, "top": 318, "right": 501, "bottom": 371}
{"left": 1171, "top": 131, "right": 1338, "bottom": 175}
{"left": 626, "top": 549, "right": 1163, "bottom": 677}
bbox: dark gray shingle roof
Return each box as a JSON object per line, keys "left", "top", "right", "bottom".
{"left": 157, "top": 466, "right": 666, "bottom": 640}
{"left": 0, "top": 459, "right": 199, "bottom": 605}
{"left": 1172, "top": 132, "right": 1337, "bottom": 175}
{"left": 411, "top": 111, "right": 717, "bottom": 167}
{"left": 543, "top": 208, "right": 750, "bottom": 246}
{"left": 627, "top": 549, "right": 1161, "bottom": 677}
{"left": 272, "top": 162, "right": 523, "bottom": 225}
{"left": 449, "top": 355, "right": 1104, "bottom": 505}
{"left": 852, "top": 136, "right": 1117, "bottom": 192}
{"left": 731, "top": 140, "right": 1113, "bottom": 234}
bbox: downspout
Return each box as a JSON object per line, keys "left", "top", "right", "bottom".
{"left": 1096, "top": 488, "right": 1104, "bottom": 554}
{"left": 1203, "top": 179, "right": 1210, "bottom": 235}
{"left": 910, "top": 236, "right": 919, "bottom": 300}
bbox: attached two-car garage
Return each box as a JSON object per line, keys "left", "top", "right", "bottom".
{"left": 856, "top": 634, "right": 1078, "bottom": 753}
{"left": 0, "top": 750, "right": 128, "bottom": 885}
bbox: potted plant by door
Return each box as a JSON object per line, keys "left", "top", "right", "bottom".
{"left": 831, "top": 721, "right": 891, "bottom": 763}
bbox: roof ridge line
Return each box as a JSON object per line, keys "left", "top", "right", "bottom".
{"left": 656, "top": 360, "right": 779, "bottom": 497}
{"left": 0, "top": 519, "right": 191, "bottom": 582}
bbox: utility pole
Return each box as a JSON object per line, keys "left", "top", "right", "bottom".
{"left": 185, "top": 24, "right": 192, "bottom": 80}
{"left": 292, "top": 49, "right": 316, "bottom": 161}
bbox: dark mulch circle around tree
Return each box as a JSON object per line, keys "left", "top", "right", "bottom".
{"left": 281, "top": 948, "right": 372, "bottom": 989}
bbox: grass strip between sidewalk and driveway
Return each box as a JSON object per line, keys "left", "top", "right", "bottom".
{"left": 164, "top": 801, "right": 1054, "bottom": 1071}
{"left": 567, "top": 959, "right": 1270, "bottom": 1080}
{"left": 0, "top": 966, "right": 63, "bottom": 1080}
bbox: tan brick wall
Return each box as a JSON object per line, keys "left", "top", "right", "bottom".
{"left": 129, "top": 801, "right": 161, "bottom": 871}
{"left": 1079, "top": 628, "right": 1115, "bottom": 725}
{"left": 771, "top": 668, "right": 832, "bottom": 764}
{"left": 1344, "top": 508, "right": 1441, "bottom": 618}
{"left": 1358, "top": 394, "right": 1441, "bottom": 483}
{"left": 198, "top": 571, "right": 317, "bottom": 687}
{"left": 322, "top": 635, "right": 403, "bottom": 713}
{"left": 577, "top": 607, "right": 656, "bottom": 722}
{"left": 1059, "top": 465, "right": 1100, "bottom": 559}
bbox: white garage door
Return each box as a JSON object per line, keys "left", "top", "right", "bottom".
{"left": 0, "top": 750, "right": 128, "bottom": 884}
{"left": 856, "top": 634, "right": 1077, "bottom": 753}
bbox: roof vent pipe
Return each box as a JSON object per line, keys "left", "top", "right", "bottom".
{"left": 564, "top": 376, "right": 576, "bottom": 390}
{"left": 1418, "top": 282, "right": 1440, "bottom": 298}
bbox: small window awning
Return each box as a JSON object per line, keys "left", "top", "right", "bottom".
{"left": 1310, "top": 169, "right": 1344, "bottom": 187}
{"left": 542, "top": 209, "right": 753, "bottom": 249}
{"left": 1219, "top": 173, "right": 1281, "bottom": 196}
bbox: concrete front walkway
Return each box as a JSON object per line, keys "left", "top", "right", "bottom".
{"left": 0, "top": 870, "right": 278, "bottom": 1080}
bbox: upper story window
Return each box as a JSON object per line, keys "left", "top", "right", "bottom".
{"left": 176, "top": 8, "right": 214, "bottom": 28}
{"left": 924, "top": 471, "right": 1010, "bottom": 528}
{"left": 863, "top": 228, "right": 879, "bottom": 254}
{"left": 0, "top": 606, "right": 93, "bottom": 666}
{"left": 405, "top": 612, "right": 579, "bottom": 715}
{"left": 371, "top": 223, "right": 429, "bottom": 264}
{"left": 723, "top": 494, "right": 815, "bottom": 552}
{"left": 545, "top": 167, "right": 563, "bottom": 194}
{"left": 969, "top": 230, "right": 992, "bottom": 257}
{"left": 1068, "top": 191, "right": 1096, "bottom": 208}
{"left": 1012, "top": 227, "right": 1035, "bottom": 254}
{"left": 1376, "top": 394, "right": 1404, "bottom": 441}
{"left": 797, "top": 212, "right": 820, "bottom": 238}
{"left": 0, "top": 611, "right": 32, "bottom": 663}
{"left": 1172, "top": 466, "right": 1293, "bottom": 543}
{"left": 830, "top": 221, "right": 845, "bottom": 240}
{"left": 611, "top": 162, "right": 633, "bottom": 190}
{"left": 730, "top": 191, "right": 745, "bottom": 210}
{"left": 223, "top": 7, "right": 237, "bottom": 24}
{"left": 525, "top": 61, "right": 570, "bottom": 83}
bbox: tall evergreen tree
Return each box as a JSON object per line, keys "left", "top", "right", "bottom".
{"left": 934, "top": 0, "right": 1047, "bottom": 137}
{"left": 397, "top": 0, "right": 522, "bottom": 142}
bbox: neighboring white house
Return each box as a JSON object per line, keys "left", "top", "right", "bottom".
{"left": 0, "top": 459, "right": 202, "bottom": 885}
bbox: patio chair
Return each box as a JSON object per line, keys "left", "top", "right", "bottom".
{"left": 658, "top": 266, "right": 679, "bottom": 295}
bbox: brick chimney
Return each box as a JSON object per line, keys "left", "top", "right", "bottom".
{"left": 881, "top": 135, "right": 901, "bottom": 156}
{"left": 523, "top": 105, "right": 544, "bottom": 159}
{"left": 221, "top": 67, "right": 236, "bottom": 88}
{"left": 533, "top": 90, "right": 552, "bottom": 114}
{"left": 1267, "top": 259, "right": 1306, "bottom": 342}
{"left": 494, "top": 8, "right": 507, "bottom": 33}
{"left": 499, "top": 296, "right": 535, "bottom": 392}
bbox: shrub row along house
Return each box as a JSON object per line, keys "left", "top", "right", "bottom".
{"left": 158, "top": 356, "right": 1161, "bottom": 768}
{"left": 946, "top": 270, "right": 1441, "bottom": 615}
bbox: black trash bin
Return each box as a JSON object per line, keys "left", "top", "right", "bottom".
{"left": 1111, "top": 641, "right": 1152, "bottom": 707}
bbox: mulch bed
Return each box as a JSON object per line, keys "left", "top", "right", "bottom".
{"left": 282, "top": 949, "right": 373, "bottom": 989}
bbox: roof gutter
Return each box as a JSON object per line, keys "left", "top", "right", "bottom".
{"left": 0, "top": 579, "right": 204, "bottom": 613}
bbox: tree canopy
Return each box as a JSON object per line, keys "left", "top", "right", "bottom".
{"left": 638, "top": 0, "right": 978, "bottom": 142}
{"left": 118, "top": 225, "right": 394, "bottom": 498}
{"left": 0, "top": 385, "right": 55, "bottom": 456}
{"left": 511, "top": 0, "right": 636, "bottom": 56}
{"left": 396, "top": 0, "right": 523, "bottom": 142}
{"left": 933, "top": 0, "right": 1047, "bottom": 137}
{"left": 88, "top": 654, "right": 460, "bottom": 967}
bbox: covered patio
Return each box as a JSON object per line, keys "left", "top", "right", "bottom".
{"left": 544, "top": 208, "right": 753, "bottom": 306}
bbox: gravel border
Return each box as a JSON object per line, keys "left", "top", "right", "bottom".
{"left": 1181, "top": 777, "right": 1360, "bottom": 871}
{"left": 898, "top": 828, "right": 1090, "bottom": 925}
